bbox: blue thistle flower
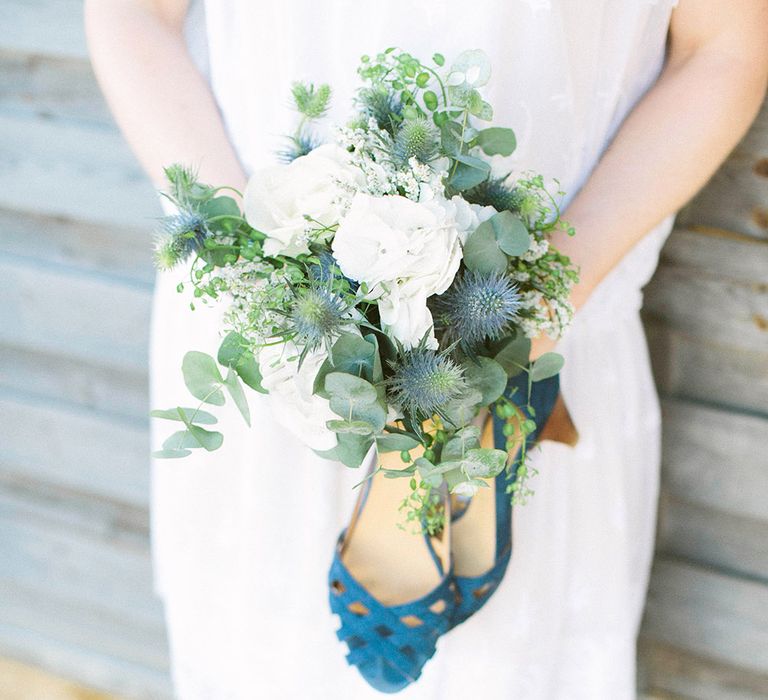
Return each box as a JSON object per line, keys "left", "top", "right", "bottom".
{"left": 388, "top": 348, "right": 466, "bottom": 419}
{"left": 392, "top": 116, "right": 440, "bottom": 164}
{"left": 307, "top": 251, "right": 359, "bottom": 297}
{"left": 152, "top": 209, "right": 209, "bottom": 270}
{"left": 355, "top": 85, "right": 402, "bottom": 135}
{"left": 464, "top": 176, "right": 522, "bottom": 212}
{"left": 289, "top": 284, "right": 349, "bottom": 351}
{"left": 432, "top": 270, "right": 522, "bottom": 349}
{"left": 277, "top": 130, "right": 321, "bottom": 163}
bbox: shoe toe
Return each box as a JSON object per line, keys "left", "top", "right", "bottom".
{"left": 356, "top": 657, "right": 414, "bottom": 694}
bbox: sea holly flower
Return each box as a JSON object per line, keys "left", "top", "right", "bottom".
{"left": 152, "top": 209, "right": 209, "bottom": 270}
{"left": 388, "top": 346, "right": 467, "bottom": 420}
{"left": 432, "top": 269, "right": 522, "bottom": 349}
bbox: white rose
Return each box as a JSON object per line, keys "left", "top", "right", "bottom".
{"left": 257, "top": 342, "right": 337, "bottom": 451}
{"left": 244, "top": 144, "right": 363, "bottom": 257}
{"left": 331, "top": 192, "right": 469, "bottom": 349}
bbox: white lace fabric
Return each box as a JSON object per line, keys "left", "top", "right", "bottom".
{"left": 150, "top": 2, "right": 679, "bottom": 697}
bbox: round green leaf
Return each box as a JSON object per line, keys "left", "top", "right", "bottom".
{"left": 150, "top": 407, "right": 218, "bottom": 425}
{"left": 423, "top": 90, "right": 438, "bottom": 111}
{"left": 491, "top": 211, "right": 531, "bottom": 257}
{"left": 476, "top": 127, "right": 517, "bottom": 157}
{"left": 494, "top": 335, "right": 531, "bottom": 376}
{"left": 187, "top": 424, "right": 224, "bottom": 451}
{"left": 152, "top": 448, "right": 192, "bottom": 459}
{"left": 182, "top": 351, "right": 225, "bottom": 405}
{"left": 461, "top": 447, "right": 508, "bottom": 478}
{"left": 224, "top": 368, "right": 251, "bottom": 426}
{"left": 324, "top": 372, "right": 378, "bottom": 404}
{"left": 376, "top": 433, "right": 421, "bottom": 452}
{"left": 463, "top": 221, "right": 507, "bottom": 274}
{"left": 531, "top": 352, "right": 564, "bottom": 382}
{"left": 463, "top": 357, "right": 508, "bottom": 406}
{"left": 218, "top": 332, "right": 265, "bottom": 393}
{"left": 326, "top": 419, "right": 375, "bottom": 436}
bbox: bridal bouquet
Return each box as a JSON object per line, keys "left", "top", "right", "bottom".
{"left": 151, "top": 48, "right": 578, "bottom": 532}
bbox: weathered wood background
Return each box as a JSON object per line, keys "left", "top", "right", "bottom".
{"left": 0, "top": 2, "right": 766, "bottom": 698}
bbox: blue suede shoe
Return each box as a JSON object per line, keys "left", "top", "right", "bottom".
{"left": 329, "top": 463, "right": 456, "bottom": 693}
{"left": 449, "top": 372, "right": 560, "bottom": 629}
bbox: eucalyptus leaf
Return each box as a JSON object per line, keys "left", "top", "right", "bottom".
{"left": 447, "top": 158, "right": 491, "bottom": 191}
{"left": 476, "top": 127, "right": 517, "bottom": 156}
{"left": 188, "top": 425, "right": 224, "bottom": 451}
{"left": 162, "top": 430, "right": 201, "bottom": 451}
{"left": 472, "top": 99, "right": 493, "bottom": 121}
{"left": 329, "top": 396, "right": 387, "bottom": 432}
{"left": 315, "top": 433, "right": 373, "bottom": 468}
{"left": 463, "top": 221, "right": 507, "bottom": 274}
{"left": 152, "top": 448, "right": 192, "bottom": 459}
{"left": 441, "top": 425, "right": 482, "bottom": 462}
{"left": 150, "top": 407, "right": 218, "bottom": 425}
{"left": 326, "top": 419, "right": 375, "bottom": 436}
{"left": 200, "top": 195, "right": 240, "bottom": 219}
{"left": 531, "top": 352, "right": 565, "bottom": 382}
{"left": 182, "top": 351, "right": 225, "bottom": 405}
{"left": 325, "top": 372, "right": 378, "bottom": 404}
{"left": 491, "top": 211, "right": 531, "bottom": 257}
{"left": 416, "top": 459, "right": 444, "bottom": 488}
{"left": 441, "top": 387, "right": 484, "bottom": 429}
{"left": 224, "top": 368, "right": 251, "bottom": 426}
{"left": 494, "top": 335, "right": 531, "bottom": 376}
{"left": 461, "top": 447, "right": 508, "bottom": 478}
{"left": 449, "top": 49, "right": 491, "bottom": 87}
{"left": 463, "top": 356, "right": 508, "bottom": 405}
{"left": 218, "top": 331, "right": 266, "bottom": 393}
{"left": 376, "top": 433, "right": 421, "bottom": 452}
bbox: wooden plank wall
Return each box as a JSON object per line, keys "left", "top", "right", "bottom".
{"left": 0, "top": 1, "right": 171, "bottom": 698}
{"left": 0, "top": 2, "right": 766, "bottom": 698}
{"left": 638, "top": 92, "right": 768, "bottom": 697}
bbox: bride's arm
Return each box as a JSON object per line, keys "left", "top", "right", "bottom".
{"left": 84, "top": 0, "right": 247, "bottom": 192}
{"left": 546, "top": 0, "right": 768, "bottom": 342}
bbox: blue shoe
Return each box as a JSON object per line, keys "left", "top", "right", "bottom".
{"left": 329, "top": 461, "right": 456, "bottom": 693}
{"left": 448, "top": 372, "right": 561, "bottom": 629}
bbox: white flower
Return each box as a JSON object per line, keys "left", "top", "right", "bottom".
{"left": 243, "top": 144, "right": 363, "bottom": 257}
{"left": 332, "top": 192, "right": 471, "bottom": 349}
{"left": 257, "top": 342, "right": 338, "bottom": 451}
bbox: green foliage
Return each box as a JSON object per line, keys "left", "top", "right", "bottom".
{"left": 150, "top": 407, "right": 218, "bottom": 425}
{"left": 462, "top": 356, "right": 508, "bottom": 405}
{"left": 531, "top": 352, "right": 565, "bottom": 382}
{"left": 475, "top": 127, "right": 517, "bottom": 156}
{"left": 291, "top": 82, "right": 332, "bottom": 119}
{"left": 182, "top": 351, "right": 225, "bottom": 405}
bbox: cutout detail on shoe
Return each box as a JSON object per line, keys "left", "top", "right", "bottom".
{"left": 400, "top": 614, "right": 423, "bottom": 628}
{"left": 348, "top": 601, "right": 370, "bottom": 616}
{"left": 429, "top": 599, "right": 446, "bottom": 614}
{"left": 472, "top": 582, "right": 493, "bottom": 600}
{"left": 331, "top": 579, "right": 346, "bottom": 595}
{"left": 374, "top": 624, "right": 393, "bottom": 638}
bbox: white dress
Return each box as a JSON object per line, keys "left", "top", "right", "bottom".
{"left": 149, "top": 1, "right": 680, "bottom": 698}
